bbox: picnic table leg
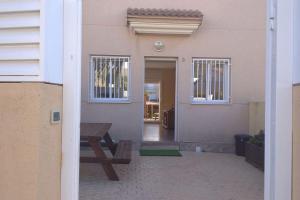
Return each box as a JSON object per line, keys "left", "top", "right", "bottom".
{"left": 88, "top": 138, "right": 119, "bottom": 181}
{"left": 103, "top": 132, "right": 117, "bottom": 155}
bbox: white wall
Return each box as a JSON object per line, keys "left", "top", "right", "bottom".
{"left": 293, "top": 0, "right": 300, "bottom": 84}
{"left": 40, "top": 0, "right": 63, "bottom": 84}
{"left": 0, "top": 0, "right": 63, "bottom": 84}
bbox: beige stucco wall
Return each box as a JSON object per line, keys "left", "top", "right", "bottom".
{"left": 293, "top": 85, "right": 300, "bottom": 200}
{"left": 145, "top": 62, "right": 176, "bottom": 121}
{"left": 249, "top": 102, "right": 265, "bottom": 135}
{"left": 81, "top": 0, "right": 266, "bottom": 146}
{"left": 0, "top": 83, "right": 62, "bottom": 200}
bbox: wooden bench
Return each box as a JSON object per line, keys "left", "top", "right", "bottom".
{"left": 80, "top": 123, "right": 132, "bottom": 181}
{"left": 112, "top": 140, "right": 132, "bottom": 164}
{"left": 81, "top": 139, "right": 132, "bottom": 164}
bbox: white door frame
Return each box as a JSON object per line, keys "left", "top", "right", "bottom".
{"left": 143, "top": 57, "right": 179, "bottom": 142}
{"left": 61, "top": 0, "right": 293, "bottom": 200}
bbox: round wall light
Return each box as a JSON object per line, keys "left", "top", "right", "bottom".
{"left": 154, "top": 41, "right": 164, "bottom": 52}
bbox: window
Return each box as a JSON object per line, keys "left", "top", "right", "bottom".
{"left": 192, "top": 58, "right": 230, "bottom": 103}
{"left": 90, "top": 56, "right": 130, "bottom": 102}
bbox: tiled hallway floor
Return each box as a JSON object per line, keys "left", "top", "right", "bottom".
{"left": 80, "top": 152, "right": 264, "bottom": 200}
{"left": 143, "top": 123, "right": 174, "bottom": 142}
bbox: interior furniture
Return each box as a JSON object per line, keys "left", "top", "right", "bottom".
{"left": 144, "top": 94, "right": 149, "bottom": 118}
{"left": 162, "top": 108, "right": 175, "bottom": 129}
{"left": 145, "top": 101, "right": 159, "bottom": 120}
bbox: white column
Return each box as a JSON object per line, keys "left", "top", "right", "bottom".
{"left": 293, "top": 0, "right": 300, "bottom": 84}
{"left": 265, "top": 0, "right": 293, "bottom": 199}
{"left": 61, "top": 0, "right": 82, "bottom": 200}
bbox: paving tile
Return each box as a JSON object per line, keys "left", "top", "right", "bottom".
{"left": 80, "top": 152, "right": 264, "bottom": 200}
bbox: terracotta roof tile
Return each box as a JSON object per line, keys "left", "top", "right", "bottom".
{"left": 127, "top": 8, "right": 203, "bottom": 18}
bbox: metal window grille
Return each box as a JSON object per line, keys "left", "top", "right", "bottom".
{"left": 90, "top": 56, "right": 130, "bottom": 102}
{"left": 193, "top": 58, "right": 230, "bottom": 103}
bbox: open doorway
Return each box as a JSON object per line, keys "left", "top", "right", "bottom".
{"left": 143, "top": 59, "right": 176, "bottom": 142}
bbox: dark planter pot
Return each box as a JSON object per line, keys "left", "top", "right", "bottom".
{"left": 234, "top": 134, "right": 251, "bottom": 156}
{"left": 245, "top": 142, "right": 264, "bottom": 171}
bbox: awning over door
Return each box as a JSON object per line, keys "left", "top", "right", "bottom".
{"left": 127, "top": 8, "right": 203, "bottom": 35}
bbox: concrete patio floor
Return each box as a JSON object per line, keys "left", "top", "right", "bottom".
{"left": 80, "top": 152, "right": 264, "bottom": 200}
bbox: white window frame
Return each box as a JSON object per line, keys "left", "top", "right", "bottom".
{"left": 192, "top": 58, "right": 231, "bottom": 104}
{"left": 89, "top": 55, "right": 131, "bottom": 103}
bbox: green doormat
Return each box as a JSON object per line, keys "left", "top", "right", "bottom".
{"left": 139, "top": 149, "right": 182, "bottom": 156}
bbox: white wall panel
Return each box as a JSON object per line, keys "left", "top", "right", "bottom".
{"left": 0, "top": 11, "right": 40, "bottom": 29}
{"left": 0, "top": 0, "right": 40, "bottom": 13}
{"left": 0, "top": 60, "right": 39, "bottom": 75}
{"left": 0, "top": 0, "right": 40, "bottom": 79}
{"left": 0, "top": 28, "right": 39, "bottom": 45}
{"left": 0, "top": 0, "right": 63, "bottom": 83}
{"left": 0, "top": 44, "right": 39, "bottom": 60}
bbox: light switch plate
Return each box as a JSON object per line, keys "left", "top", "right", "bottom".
{"left": 51, "top": 110, "right": 61, "bottom": 124}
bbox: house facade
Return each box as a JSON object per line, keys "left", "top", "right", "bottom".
{"left": 81, "top": 0, "right": 266, "bottom": 151}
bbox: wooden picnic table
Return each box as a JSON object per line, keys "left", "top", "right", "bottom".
{"left": 80, "top": 123, "right": 132, "bottom": 181}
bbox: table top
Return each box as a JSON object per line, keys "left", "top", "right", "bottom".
{"left": 80, "top": 123, "right": 112, "bottom": 138}
{"left": 145, "top": 101, "right": 159, "bottom": 105}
